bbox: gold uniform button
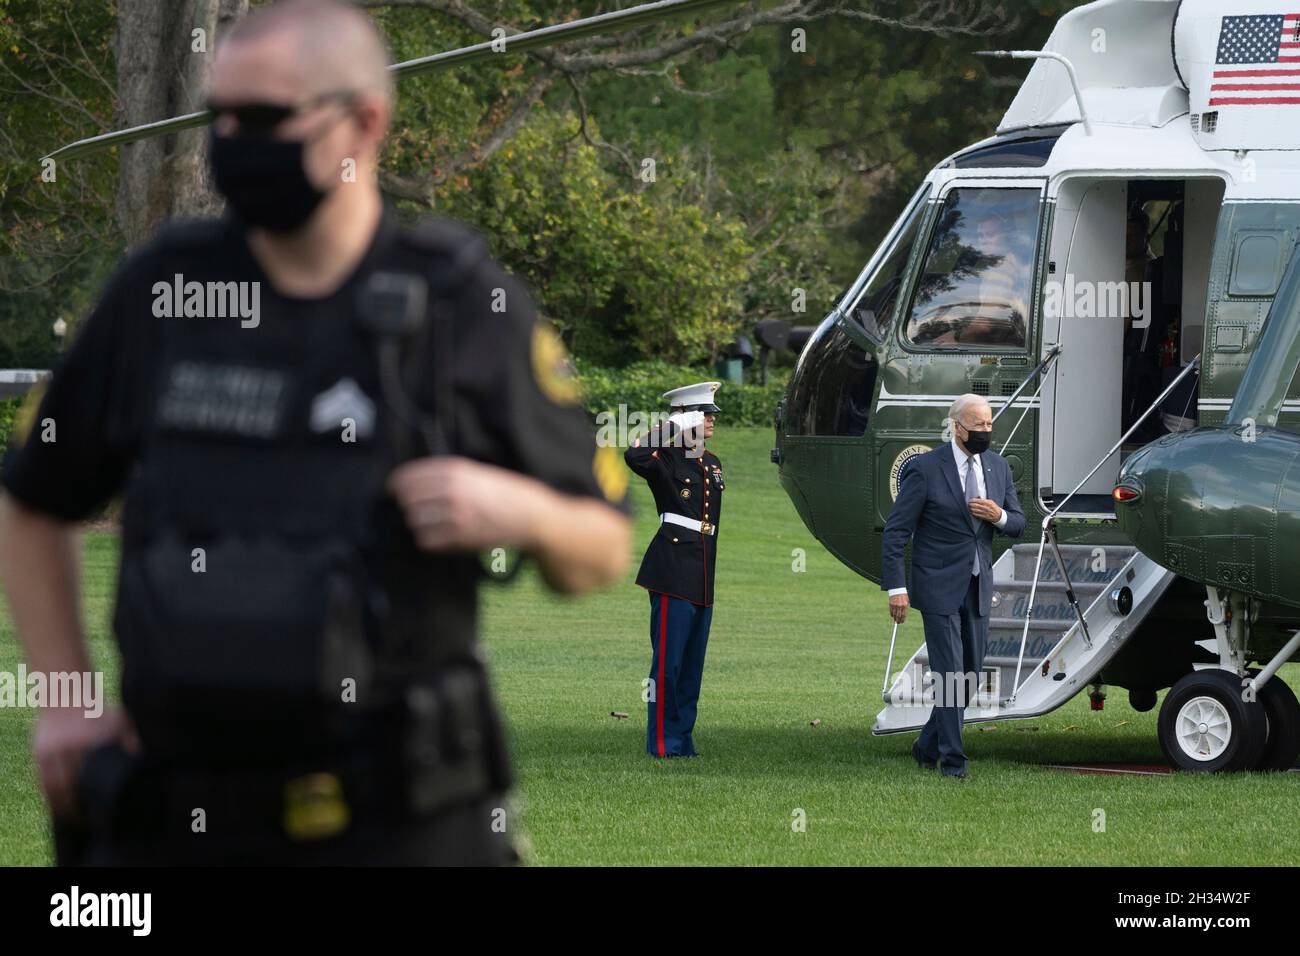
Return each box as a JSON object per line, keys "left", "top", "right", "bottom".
{"left": 672, "top": 537, "right": 679, "bottom": 543}
{"left": 680, "top": 488, "right": 690, "bottom": 499}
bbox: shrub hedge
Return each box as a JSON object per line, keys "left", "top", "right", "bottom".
{"left": 576, "top": 358, "right": 787, "bottom": 428}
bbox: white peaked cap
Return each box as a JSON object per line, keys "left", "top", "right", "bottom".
{"left": 662, "top": 381, "right": 721, "bottom": 412}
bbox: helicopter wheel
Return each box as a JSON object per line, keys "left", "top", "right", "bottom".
{"left": 1157, "top": 670, "right": 1268, "bottom": 773}
{"left": 1246, "top": 670, "right": 1300, "bottom": 772}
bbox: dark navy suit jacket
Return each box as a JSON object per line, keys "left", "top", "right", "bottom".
{"left": 881, "top": 444, "right": 1026, "bottom": 616}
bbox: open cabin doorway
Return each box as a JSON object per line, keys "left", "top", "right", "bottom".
{"left": 1037, "top": 176, "right": 1225, "bottom": 515}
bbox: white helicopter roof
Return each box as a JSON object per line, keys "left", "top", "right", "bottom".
{"left": 999, "top": 0, "right": 1300, "bottom": 152}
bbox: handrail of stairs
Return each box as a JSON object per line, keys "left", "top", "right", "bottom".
{"left": 1008, "top": 356, "right": 1202, "bottom": 701}
{"left": 994, "top": 344, "right": 1062, "bottom": 455}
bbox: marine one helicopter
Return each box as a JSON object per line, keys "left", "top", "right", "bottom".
{"left": 774, "top": 0, "right": 1300, "bottom": 771}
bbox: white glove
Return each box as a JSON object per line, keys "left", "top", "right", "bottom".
{"left": 668, "top": 410, "right": 705, "bottom": 432}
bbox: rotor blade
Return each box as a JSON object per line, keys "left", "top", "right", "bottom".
{"left": 45, "top": 110, "right": 213, "bottom": 162}
{"left": 392, "top": 0, "right": 743, "bottom": 78}
{"left": 44, "top": 0, "right": 745, "bottom": 163}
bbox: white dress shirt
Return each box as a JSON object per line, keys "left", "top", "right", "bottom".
{"left": 888, "top": 436, "right": 1007, "bottom": 598}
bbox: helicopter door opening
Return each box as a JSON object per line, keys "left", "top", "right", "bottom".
{"left": 1039, "top": 177, "right": 1225, "bottom": 514}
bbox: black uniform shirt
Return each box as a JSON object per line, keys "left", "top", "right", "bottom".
{"left": 624, "top": 439, "right": 723, "bottom": 606}
{"left": 2, "top": 207, "right": 630, "bottom": 741}
{"left": 4, "top": 207, "right": 625, "bottom": 518}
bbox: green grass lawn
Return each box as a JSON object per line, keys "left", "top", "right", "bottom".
{"left": 2, "top": 425, "right": 1298, "bottom": 866}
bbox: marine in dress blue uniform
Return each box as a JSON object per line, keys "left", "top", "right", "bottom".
{"left": 624, "top": 382, "right": 724, "bottom": 757}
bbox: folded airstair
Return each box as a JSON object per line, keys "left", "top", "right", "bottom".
{"left": 873, "top": 541, "right": 1175, "bottom": 733}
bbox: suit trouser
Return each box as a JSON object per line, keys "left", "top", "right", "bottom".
{"left": 647, "top": 591, "right": 712, "bottom": 757}
{"left": 915, "top": 574, "right": 988, "bottom": 775}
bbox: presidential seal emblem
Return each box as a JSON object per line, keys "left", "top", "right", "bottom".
{"left": 888, "top": 444, "right": 932, "bottom": 501}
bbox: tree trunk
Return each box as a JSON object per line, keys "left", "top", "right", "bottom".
{"left": 113, "top": 0, "right": 247, "bottom": 247}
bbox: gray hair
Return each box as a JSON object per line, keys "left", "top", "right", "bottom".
{"left": 948, "top": 393, "right": 990, "bottom": 428}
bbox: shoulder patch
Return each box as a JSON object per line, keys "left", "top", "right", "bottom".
{"left": 593, "top": 445, "right": 629, "bottom": 504}
{"left": 11, "top": 382, "right": 46, "bottom": 447}
{"left": 531, "top": 322, "right": 582, "bottom": 406}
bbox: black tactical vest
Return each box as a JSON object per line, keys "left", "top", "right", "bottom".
{"left": 112, "top": 215, "right": 498, "bottom": 763}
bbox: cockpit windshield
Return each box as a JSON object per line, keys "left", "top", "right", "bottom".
{"left": 841, "top": 183, "right": 932, "bottom": 342}
{"left": 904, "top": 186, "right": 1040, "bottom": 350}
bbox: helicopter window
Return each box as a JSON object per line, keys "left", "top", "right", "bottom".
{"left": 904, "top": 186, "right": 1040, "bottom": 350}
{"left": 784, "top": 316, "right": 877, "bottom": 437}
{"left": 845, "top": 185, "right": 931, "bottom": 343}
{"left": 940, "top": 127, "right": 1067, "bottom": 170}
{"left": 1229, "top": 232, "right": 1288, "bottom": 297}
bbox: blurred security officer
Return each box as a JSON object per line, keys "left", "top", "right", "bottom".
{"left": 0, "top": 0, "right": 630, "bottom": 865}
{"left": 625, "top": 382, "right": 723, "bottom": 758}
{"left": 881, "top": 394, "right": 1024, "bottom": 780}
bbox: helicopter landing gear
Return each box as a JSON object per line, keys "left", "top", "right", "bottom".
{"left": 1248, "top": 669, "right": 1300, "bottom": 772}
{"left": 1158, "top": 670, "right": 1267, "bottom": 772}
{"left": 1128, "top": 687, "right": 1157, "bottom": 712}
{"left": 1157, "top": 587, "right": 1300, "bottom": 772}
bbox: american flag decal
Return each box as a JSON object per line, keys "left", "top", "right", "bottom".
{"left": 1213, "top": 13, "right": 1300, "bottom": 106}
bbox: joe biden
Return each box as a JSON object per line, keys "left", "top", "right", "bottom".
{"left": 881, "top": 393, "right": 1025, "bottom": 779}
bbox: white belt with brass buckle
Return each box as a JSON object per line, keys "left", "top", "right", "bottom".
{"left": 661, "top": 513, "right": 715, "bottom": 536}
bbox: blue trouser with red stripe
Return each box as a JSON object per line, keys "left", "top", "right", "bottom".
{"left": 647, "top": 591, "right": 712, "bottom": 757}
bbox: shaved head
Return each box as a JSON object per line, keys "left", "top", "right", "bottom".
{"left": 216, "top": 0, "right": 393, "bottom": 105}
{"left": 206, "top": 0, "right": 395, "bottom": 232}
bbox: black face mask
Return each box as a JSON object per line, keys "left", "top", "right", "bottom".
{"left": 209, "top": 129, "right": 328, "bottom": 233}
{"left": 961, "top": 427, "right": 991, "bottom": 455}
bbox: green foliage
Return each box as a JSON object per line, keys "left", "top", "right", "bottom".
{"left": 439, "top": 113, "right": 752, "bottom": 365}
{"left": 0, "top": 1, "right": 1080, "bottom": 373}
{"left": 576, "top": 357, "right": 787, "bottom": 428}
{"left": 0, "top": 396, "right": 22, "bottom": 476}
{"left": 0, "top": 0, "right": 120, "bottom": 365}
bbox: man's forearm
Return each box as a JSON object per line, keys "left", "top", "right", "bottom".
{"left": 0, "top": 495, "right": 91, "bottom": 674}
{"left": 525, "top": 485, "right": 632, "bottom": 595}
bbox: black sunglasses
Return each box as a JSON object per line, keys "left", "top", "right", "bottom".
{"left": 204, "top": 89, "right": 359, "bottom": 136}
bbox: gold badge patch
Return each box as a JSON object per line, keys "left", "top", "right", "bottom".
{"left": 11, "top": 382, "right": 46, "bottom": 447}
{"left": 531, "top": 322, "right": 581, "bottom": 406}
{"left": 592, "top": 445, "right": 628, "bottom": 503}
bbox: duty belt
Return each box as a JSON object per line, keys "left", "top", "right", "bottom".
{"left": 660, "top": 513, "right": 715, "bottom": 536}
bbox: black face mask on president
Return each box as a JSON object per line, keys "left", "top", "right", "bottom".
{"left": 960, "top": 425, "right": 991, "bottom": 455}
